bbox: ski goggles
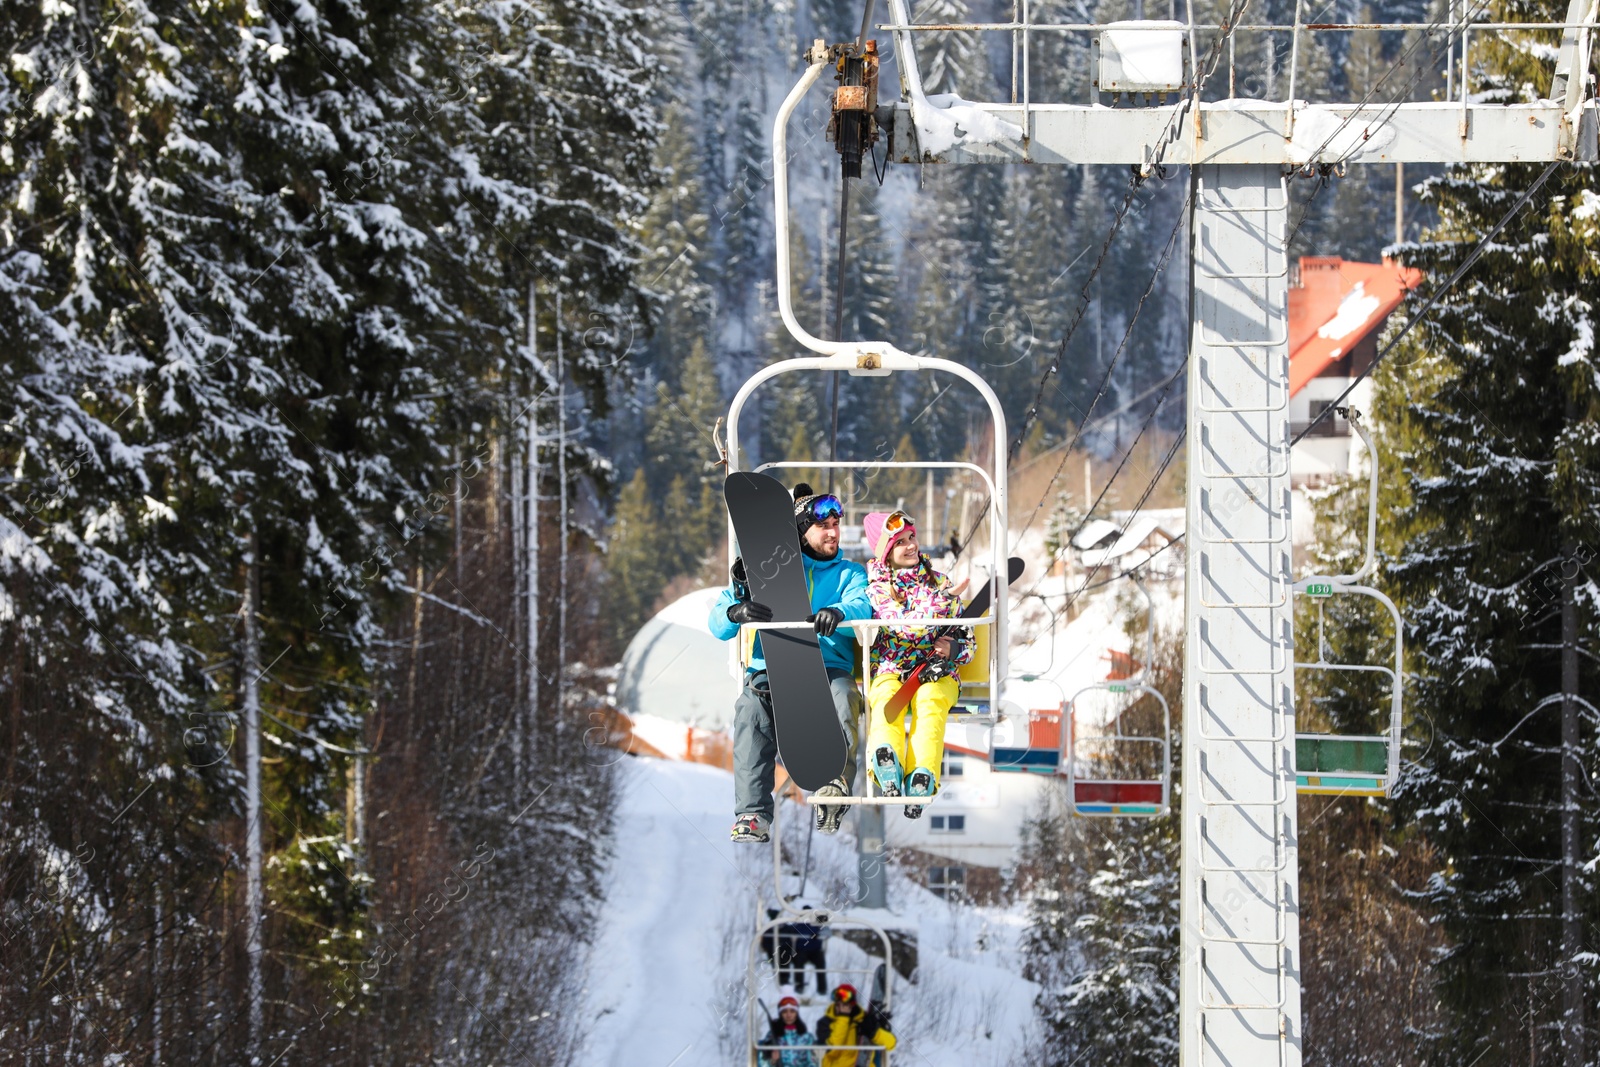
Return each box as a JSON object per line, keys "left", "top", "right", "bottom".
{"left": 806, "top": 495, "right": 844, "bottom": 523}
{"left": 882, "top": 510, "right": 914, "bottom": 536}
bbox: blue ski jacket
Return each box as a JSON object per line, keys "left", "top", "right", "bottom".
{"left": 708, "top": 552, "right": 870, "bottom": 674}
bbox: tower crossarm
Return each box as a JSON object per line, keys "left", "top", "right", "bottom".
{"left": 879, "top": 0, "right": 1599, "bottom": 166}
{"left": 887, "top": 98, "right": 1600, "bottom": 165}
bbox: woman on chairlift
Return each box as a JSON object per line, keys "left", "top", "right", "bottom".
{"left": 861, "top": 510, "right": 973, "bottom": 818}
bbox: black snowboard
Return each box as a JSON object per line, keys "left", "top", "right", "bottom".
{"left": 723, "top": 472, "right": 849, "bottom": 792}
{"left": 964, "top": 556, "right": 1026, "bottom": 620}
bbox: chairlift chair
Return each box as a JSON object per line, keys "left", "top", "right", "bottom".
{"left": 1063, "top": 575, "right": 1173, "bottom": 816}
{"left": 1066, "top": 681, "right": 1173, "bottom": 816}
{"left": 749, "top": 794, "right": 897, "bottom": 1065}
{"left": 1290, "top": 410, "right": 1405, "bottom": 798}
{"left": 725, "top": 40, "right": 1017, "bottom": 811}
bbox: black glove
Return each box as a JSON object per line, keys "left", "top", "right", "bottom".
{"left": 727, "top": 600, "right": 774, "bottom": 625}
{"left": 941, "top": 636, "right": 966, "bottom": 663}
{"left": 810, "top": 606, "right": 844, "bottom": 637}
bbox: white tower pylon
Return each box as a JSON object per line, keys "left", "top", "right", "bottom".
{"left": 1182, "top": 163, "right": 1299, "bottom": 1064}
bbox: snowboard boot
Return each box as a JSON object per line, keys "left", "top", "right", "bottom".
{"left": 871, "top": 745, "right": 903, "bottom": 797}
{"left": 903, "top": 767, "right": 935, "bottom": 820}
{"left": 812, "top": 776, "right": 850, "bottom": 835}
{"left": 730, "top": 813, "right": 771, "bottom": 843}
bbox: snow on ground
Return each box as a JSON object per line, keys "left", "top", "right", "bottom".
{"left": 581, "top": 756, "right": 1040, "bottom": 1066}
{"left": 578, "top": 758, "right": 764, "bottom": 1066}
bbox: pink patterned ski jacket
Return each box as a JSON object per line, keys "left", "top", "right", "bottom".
{"left": 866, "top": 556, "right": 975, "bottom": 677}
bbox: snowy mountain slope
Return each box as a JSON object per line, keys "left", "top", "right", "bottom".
{"left": 581, "top": 756, "right": 1040, "bottom": 1065}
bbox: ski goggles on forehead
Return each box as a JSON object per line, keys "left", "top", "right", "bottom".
{"left": 883, "top": 510, "right": 914, "bottom": 535}
{"left": 808, "top": 495, "right": 844, "bottom": 522}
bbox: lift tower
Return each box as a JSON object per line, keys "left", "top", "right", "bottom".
{"left": 854, "top": 2, "right": 1598, "bottom": 1063}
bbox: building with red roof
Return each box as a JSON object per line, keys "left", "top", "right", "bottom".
{"left": 1288, "top": 255, "right": 1422, "bottom": 491}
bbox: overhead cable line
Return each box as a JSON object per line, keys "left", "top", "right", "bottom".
{"left": 1284, "top": 0, "right": 1492, "bottom": 247}
{"left": 1053, "top": 427, "right": 1188, "bottom": 624}
{"left": 954, "top": 0, "right": 1251, "bottom": 557}
{"left": 1018, "top": 353, "right": 1188, "bottom": 602}
{"left": 1011, "top": 192, "right": 1193, "bottom": 550}
{"left": 1002, "top": 0, "right": 1255, "bottom": 469}
{"left": 1039, "top": 0, "right": 1517, "bottom": 621}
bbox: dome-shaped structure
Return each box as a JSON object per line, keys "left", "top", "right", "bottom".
{"left": 615, "top": 587, "right": 738, "bottom": 736}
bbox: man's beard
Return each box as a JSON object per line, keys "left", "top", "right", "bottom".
{"left": 801, "top": 539, "right": 837, "bottom": 561}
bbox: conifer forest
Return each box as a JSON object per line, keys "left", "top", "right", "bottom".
{"left": 0, "top": 0, "right": 1596, "bottom": 1063}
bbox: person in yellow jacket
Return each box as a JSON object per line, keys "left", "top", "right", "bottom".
{"left": 816, "top": 984, "right": 895, "bottom": 1067}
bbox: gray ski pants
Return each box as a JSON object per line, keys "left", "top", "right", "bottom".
{"left": 733, "top": 668, "right": 862, "bottom": 821}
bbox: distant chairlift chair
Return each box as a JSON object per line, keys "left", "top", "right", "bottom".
{"left": 1063, "top": 576, "right": 1172, "bottom": 817}
{"left": 989, "top": 676, "right": 1067, "bottom": 775}
{"left": 1292, "top": 410, "right": 1404, "bottom": 797}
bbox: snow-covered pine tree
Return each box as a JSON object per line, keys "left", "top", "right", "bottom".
{"left": 636, "top": 97, "right": 717, "bottom": 387}
{"left": 1373, "top": 3, "right": 1600, "bottom": 1058}
{"left": 0, "top": 1, "right": 228, "bottom": 1052}
{"left": 1022, "top": 636, "right": 1182, "bottom": 1066}
{"left": 2, "top": 0, "right": 663, "bottom": 1054}
{"left": 1046, "top": 814, "right": 1181, "bottom": 1065}
{"left": 724, "top": 95, "right": 773, "bottom": 345}
{"left": 913, "top": 0, "right": 983, "bottom": 97}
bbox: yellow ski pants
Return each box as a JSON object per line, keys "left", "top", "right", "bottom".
{"left": 866, "top": 671, "right": 959, "bottom": 789}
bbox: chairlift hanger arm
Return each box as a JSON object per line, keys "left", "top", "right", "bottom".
{"left": 774, "top": 50, "right": 911, "bottom": 365}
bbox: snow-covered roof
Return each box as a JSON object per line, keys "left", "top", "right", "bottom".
{"left": 1071, "top": 518, "right": 1121, "bottom": 551}
{"left": 1079, "top": 514, "right": 1178, "bottom": 567}
{"left": 1288, "top": 257, "right": 1422, "bottom": 395}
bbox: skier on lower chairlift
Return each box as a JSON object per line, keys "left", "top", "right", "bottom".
{"left": 817, "top": 983, "right": 895, "bottom": 1067}
{"left": 709, "top": 483, "right": 871, "bottom": 843}
{"left": 762, "top": 993, "right": 819, "bottom": 1067}
{"left": 862, "top": 510, "right": 974, "bottom": 819}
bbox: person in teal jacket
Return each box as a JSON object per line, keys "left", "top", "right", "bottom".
{"left": 710, "top": 483, "right": 870, "bottom": 842}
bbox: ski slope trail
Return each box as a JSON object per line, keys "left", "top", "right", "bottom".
{"left": 580, "top": 757, "right": 757, "bottom": 1067}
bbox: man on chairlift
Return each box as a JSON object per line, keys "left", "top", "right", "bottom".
{"left": 710, "top": 484, "right": 871, "bottom": 843}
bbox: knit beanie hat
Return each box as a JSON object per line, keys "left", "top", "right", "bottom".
{"left": 863, "top": 511, "right": 915, "bottom": 565}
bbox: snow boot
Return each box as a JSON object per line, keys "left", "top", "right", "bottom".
{"left": 871, "top": 745, "right": 903, "bottom": 796}
{"left": 730, "top": 813, "right": 771, "bottom": 843}
{"left": 903, "top": 767, "right": 935, "bottom": 820}
{"left": 812, "top": 776, "right": 850, "bottom": 835}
